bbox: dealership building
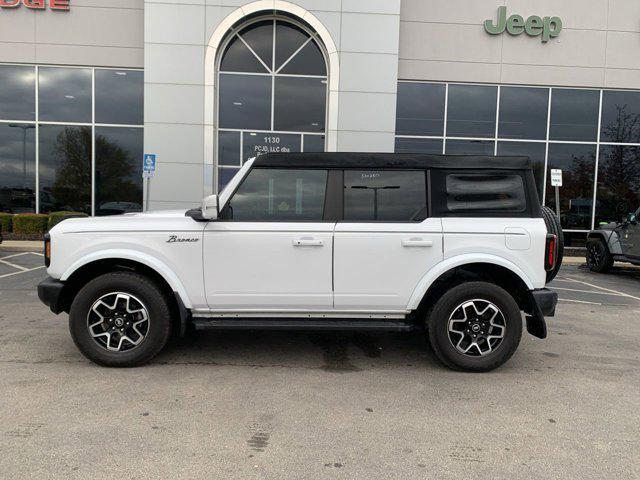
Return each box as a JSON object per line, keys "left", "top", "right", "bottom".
{"left": 1, "top": 0, "right": 639, "bottom": 245}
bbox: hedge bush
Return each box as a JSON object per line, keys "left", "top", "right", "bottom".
{"left": 0, "top": 212, "right": 12, "bottom": 233}
{"left": 13, "top": 214, "right": 49, "bottom": 235}
{"left": 48, "top": 211, "right": 88, "bottom": 229}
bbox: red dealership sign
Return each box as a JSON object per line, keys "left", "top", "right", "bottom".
{"left": 0, "top": 0, "right": 70, "bottom": 10}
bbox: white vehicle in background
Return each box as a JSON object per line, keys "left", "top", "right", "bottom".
{"left": 38, "top": 153, "right": 561, "bottom": 372}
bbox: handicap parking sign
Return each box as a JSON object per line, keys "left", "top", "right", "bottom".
{"left": 143, "top": 154, "right": 156, "bottom": 179}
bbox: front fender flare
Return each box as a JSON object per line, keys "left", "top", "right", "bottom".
{"left": 406, "top": 253, "right": 535, "bottom": 310}
{"left": 60, "top": 249, "right": 193, "bottom": 309}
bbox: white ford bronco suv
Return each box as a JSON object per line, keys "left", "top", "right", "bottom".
{"left": 38, "top": 153, "right": 561, "bottom": 372}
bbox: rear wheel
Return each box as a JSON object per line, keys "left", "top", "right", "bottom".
{"left": 69, "top": 272, "right": 172, "bottom": 367}
{"left": 586, "top": 238, "right": 613, "bottom": 273}
{"left": 540, "top": 205, "right": 564, "bottom": 283}
{"left": 427, "top": 282, "right": 522, "bottom": 372}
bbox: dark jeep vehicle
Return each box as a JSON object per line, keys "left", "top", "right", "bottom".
{"left": 586, "top": 207, "right": 640, "bottom": 272}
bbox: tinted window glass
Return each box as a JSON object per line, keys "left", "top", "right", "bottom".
{"left": 39, "top": 67, "right": 92, "bottom": 123}
{"left": 447, "top": 84, "right": 497, "bottom": 138}
{"left": 499, "top": 87, "right": 549, "bottom": 140}
{"left": 549, "top": 89, "right": 599, "bottom": 141}
{"left": 446, "top": 139, "right": 495, "bottom": 155}
{"left": 0, "top": 123, "right": 36, "bottom": 213}
{"left": 218, "top": 131, "right": 241, "bottom": 166}
{"left": 95, "top": 127, "right": 143, "bottom": 216}
{"left": 219, "top": 74, "right": 271, "bottom": 130}
{"left": 395, "top": 137, "right": 443, "bottom": 154}
{"left": 228, "top": 168, "right": 327, "bottom": 221}
{"left": 344, "top": 170, "right": 427, "bottom": 222}
{"left": 0, "top": 65, "right": 35, "bottom": 121}
{"left": 95, "top": 69, "right": 144, "bottom": 125}
{"left": 600, "top": 90, "right": 640, "bottom": 143}
{"left": 446, "top": 174, "right": 526, "bottom": 213}
{"left": 275, "top": 21, "right": 309, "bottom": 70}
{"left": 220, "top": 35, "right": 268, "bottom": 73}
{"left": 304, "top": 135, "right": 325, "bottom": 152}
{"left": 497, "top": 141, "right": 546, "bottom": 201}
{"left": 280, "top": 41, "right": 326, "bottom": 76}
{"left": 239, "top": 20, "right": 274, "bottom": 69}
{"left": 395, "top": 82, "right": 445, "bottom": 136}
{"left": 39, "top": 125, "right": 92, "bottom": 214}
{"left": 242, "top": 132, "right": 301, "bottom": 163}
{"left": 546, "top": 143, "right": 596, "bottom": 230}
{"left": 274, "top": 76, "right": 326, "bottom": 132}
{"left": 595, "top": 145, "right": 640, "bottom": 225}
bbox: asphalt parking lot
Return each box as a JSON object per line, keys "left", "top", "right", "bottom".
{"left": 0, "top": 250, "right": 639, "bottom": 479}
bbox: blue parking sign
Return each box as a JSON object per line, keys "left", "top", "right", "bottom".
{"left": 143, "top": 154, "right": 156, "bottom": 178}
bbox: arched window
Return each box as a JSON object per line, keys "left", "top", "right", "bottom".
{"left": 216, "top": 18, "right": 328, "bottom": 191}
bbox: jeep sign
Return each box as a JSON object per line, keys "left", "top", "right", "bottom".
{"left": 0, "top": 0, "right": 70, "bottom": 10}
{"left": 485, "top": 6, "right": 562, "bottom": 43}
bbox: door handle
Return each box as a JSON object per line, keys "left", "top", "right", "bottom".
{"left": 293, "top": 238, "right": 324, "bottom": 247}
{"left": 401, "top": 238, "right": 433, "bottom": 248}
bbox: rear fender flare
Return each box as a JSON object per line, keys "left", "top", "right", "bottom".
{"left": 406, "top": 253, "right": 535, "bottom": 310}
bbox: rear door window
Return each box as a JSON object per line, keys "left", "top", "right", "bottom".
{"left": 343, "top": 170, "right": 427, "bottom": 222}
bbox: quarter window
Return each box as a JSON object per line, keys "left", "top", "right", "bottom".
{"left": 445, "top": 173, "right": 526, "bottom": 213}
{"left": 226, "top": 168, "right": 327, "bottom": 221}
{"left": 343, "top": 170, "right": 427, "bottom": 222}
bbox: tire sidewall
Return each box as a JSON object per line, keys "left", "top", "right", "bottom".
{"left": 69, "top": 272, "right": 171, "bottom": 367}
{"left": 428, "top": 282, "right": 522, "bottom": 372}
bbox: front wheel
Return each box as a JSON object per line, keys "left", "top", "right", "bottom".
{"left": 69, "top": 272, "right": 172, "bottom": 367}
{"left": 586, "top": 238, "right": 613, "bottom": 273}
{"left": 427, "top": 282, "right": 522, "bottom": 372}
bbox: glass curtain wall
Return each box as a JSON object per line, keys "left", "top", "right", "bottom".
{"left": 396, "top": 81, "right": 640, "bottom": 245}
{"left": 0, "top": 64, "right": 144, "bottom": 216}
{"left": 216, "top": 18, "right": 328, "bottom": 192}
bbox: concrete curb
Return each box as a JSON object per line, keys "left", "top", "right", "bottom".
{"left": 0, "top": 241, "right": 43, "bottom": 253}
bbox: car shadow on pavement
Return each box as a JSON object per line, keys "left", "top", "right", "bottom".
{"left": 157, "top": 329, "right": 442, "bottom": 372}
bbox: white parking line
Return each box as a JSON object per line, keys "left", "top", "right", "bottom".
{"left": 562, "top": 277, "right": 640, "bottom": 302}
{"left": 550, "top": 286, "right": 628, "bottom": 297}
{"left": 0, "top": 266, "right": 45, "bottom": 279}
{"left": 0, "top": 252, "right": 30, "bottom": 261}
{"left": 0, "top": 259, "right": 29, "bottom": 272}
{"left": 558, "top": 298, "right": 603, "bottom": 305}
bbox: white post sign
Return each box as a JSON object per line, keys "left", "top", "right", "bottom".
{"left": 143, "top": 154, "right": 157, "bottom": 211}
{"left": 550, "top": 169, "right": 562, "bottom": 218}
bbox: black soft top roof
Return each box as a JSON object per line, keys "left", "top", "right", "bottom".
{"left": 252, "top": 153, "right": 531, "bottom": 170}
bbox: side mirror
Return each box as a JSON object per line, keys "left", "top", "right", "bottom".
{"left": 202, "top": 194, "right": 219, "bottom": 220}
{"left": 628, "top": 213, "right": 637, "bottom": 225}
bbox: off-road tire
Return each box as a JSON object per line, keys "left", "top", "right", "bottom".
{"left": 586, "top": 238, "right": 613, "bottom": 273}
{"left": 69, "top": 272, "right": 172, "bottom": 367}
{"left": 427, "top": 282, "right": 522, "bottom": 372}
{"left": 540, "top": 205, "right": 564, "bottom": 283}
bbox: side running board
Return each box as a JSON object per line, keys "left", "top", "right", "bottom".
{"left": 191, "top": 318, "right": 415, "bottom": 332}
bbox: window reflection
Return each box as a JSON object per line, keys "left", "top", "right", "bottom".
{"left": 546, "top": 144, "right": 596, "bottom": 230}
{"left": 549, "top": 89, "right": 599, "bottom": 141}
{"left": 303, "top": 135, "right": 325, "bottom": 152}
{"left": 600, "top": 91, "right": 640, "bottom": 144}
{"left": 39, "top": 67, "right": 92, "bottom": 123}
{"left": 396, "top": 83, "right": 445, "bottom": 136}
{"left": 446, "top": 139, "right": 495, "bottom": 155}
{"left": 219, "top": 74, "right": 272, "bottom": 130}
{"left": 595, "top": 146, "right": 640, "bottom": 225}
{"left": 243, "top": 132, "right": 301, "bottom": 163}
{"left": 274, "top": 77, "right": 326, "bottom": 132}
{"left": 218, "top": 167, "right": 240, "bottom": 193}
{"left": 39, "top": 125, "right": 92, "bottom": 214}
{"left": 218, "top": 131, "right": 241, "bottom": 166}
{"left": 395, "top": 137, "right": 443, "bottom": 154}
{"left": 275, "top": 21, "right": 310, "bottom": 70}
{"left": 0, "top": 123, "right": 36, "bottom": 213}
{"left": 499, "top": 87, "right": 549, "bottom": 140}
{"left": 95, "top": 70, "right": 144, "bottom": 125}
{"left": 0, "top": 65, "right": 35, "bottom": 121}
{"left": 447, "top": 84, "right": 497, "bottom": 138}
{"left": 95, "top": 127, "right": 143, "bottom": 216}
{"left": 497, "top": 141, "right": 546, "bottom": 201}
